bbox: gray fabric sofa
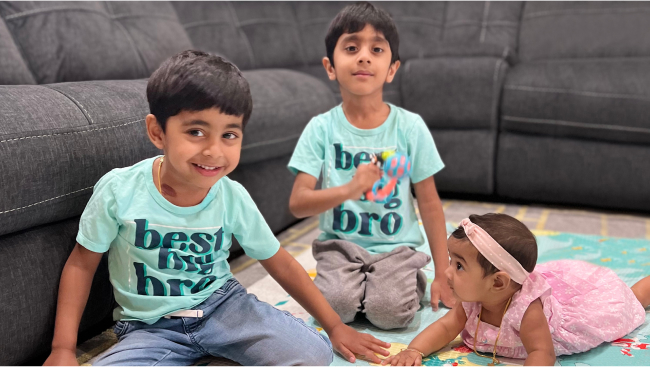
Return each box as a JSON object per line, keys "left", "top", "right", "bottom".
{"left": 0, "top": 1, "right": 648, "bottom": 364}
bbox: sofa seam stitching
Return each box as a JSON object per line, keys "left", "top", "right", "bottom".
{"left": 504, "top": 85, "right": 650, "bottom": 100}
{"left": 480, "top": 1, "right": 491, "bottom": 43}
{"left": 4, "top": 6, "right": 106, "bottom": 20}
{"left": 43, "top": 86, "right": 95, "bottom": 125}
{"left": 525, "top": 7, "right": 650, "bottom": 20}
{"left": 0, "top": 118, "right": 144, "bottom": 144}
{"left": 105, "top": 1, "right": 149, "bottom": 76}
{"left": 502, "top": 115, "right": 650, "bottom": 134}
{"left": 182, "top": 19, "right": 231, "bottom": 29}
{"left": 289, "top": 4, "right": 309, "bottom": 67}
{"left": 0, "top": 186, "right": 94, "bottom": 215}
{"left": 446, "top": 20, "right": 518, "bottom": 27}
{"left": 225, "top": 2, "right": 256, "bottom": 69}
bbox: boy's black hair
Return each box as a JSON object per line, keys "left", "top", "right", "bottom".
{"left": 147, "top": 50, "right": 252, "bottom": 131}
{"left": 451, "top": 213, "right": 538, "bottom": 279}
{"left": 325, "top": 2, "right": 400, "bottom": 67}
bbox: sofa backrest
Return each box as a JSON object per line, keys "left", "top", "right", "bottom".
{"left": 519, "top": 1, "right": 650, "bottom": 61}
{"left": 0, "top": 14, "right": 34, "bottom": 84}
{"left": 172, "top": 1, "right": 444, "bottom": 70}
{"left": 172, "top": 1, "right": 522, "bottom": 108}
{"left": 0, "top": 0, "right": 528, "bottom": 236}
{"left": 0, "top": 1, "right": 525, "bottom": 85}
{"left": 442, "top": 1, "right": 522, "bottom": 53}
{"left": 0, "top": 1, "right": 193, "bottom": 84}
{"left": 173, "top": 1, "right": 522, "bottom": 70}
{"left": 172, "top": 1, "right": 306, "bottom": 70}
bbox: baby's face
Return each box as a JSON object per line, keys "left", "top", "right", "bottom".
{"left": 444, "top": 237, "right": 494, "bottom": 302}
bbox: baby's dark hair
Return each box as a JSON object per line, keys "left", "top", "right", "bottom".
{"left": 325, "top": 2, "right": 400, "bottom": 67}
{"left": 451, "top": 213, "right": 538, "bottom": 278}
{"left": 147, "top": 50, "right": 252, "bottom": 131}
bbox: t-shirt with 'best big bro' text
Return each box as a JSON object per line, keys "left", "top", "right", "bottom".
{"left": 288, "top": 103, "right": 444, "bottom": 254}
{"left": 76, "top": 156, "right": 280, "bottom": 324}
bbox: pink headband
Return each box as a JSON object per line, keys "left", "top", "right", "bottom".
{"left": 459, "top": 218, "right": 530, "bottom": 284}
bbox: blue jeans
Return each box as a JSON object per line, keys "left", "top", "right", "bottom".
{"left": 94, "top": 278, "right": 333, "bottom": 366}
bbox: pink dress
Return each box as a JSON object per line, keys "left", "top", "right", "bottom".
{"left": 461, "top": 260, "right": 646, "bottom": 358}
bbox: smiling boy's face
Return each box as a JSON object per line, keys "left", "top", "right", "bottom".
{"left": 147, "top": 108, "right": 243, "bottom": 192}
{"left": 323, "top": 24, "right": 400, "bottom": 98}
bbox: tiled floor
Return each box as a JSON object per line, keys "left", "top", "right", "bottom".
{"left": 231, "top": 199, "right": 650, "bottom": 287}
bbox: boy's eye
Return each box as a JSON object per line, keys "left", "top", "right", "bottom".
{"left": 223, "top": 132, "right": 238, "bottom": 140}
{"left": 373, "top": 47, "right": 383, "bottom": 53}
{"left": 456, "top": 262, "right": 463, "bottom": 271}
{"left": 345, "top": 46, "right": 358, "bottom": 52}
{"left": 189, "top": 130, "right": 204, "bottom": 137}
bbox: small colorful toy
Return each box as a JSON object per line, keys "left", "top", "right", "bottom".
{"left": 365, "top": 150, "right": 411, "bottom": 203}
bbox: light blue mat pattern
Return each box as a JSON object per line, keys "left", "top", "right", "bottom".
{"left": 310, "top": 224, "right": 650, "bottom": 366}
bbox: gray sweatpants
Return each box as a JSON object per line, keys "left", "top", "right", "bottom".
{"left": 312, "top": 239, "right": 431, "bottom": 330}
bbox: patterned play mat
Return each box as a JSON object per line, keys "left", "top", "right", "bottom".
{"left": 77, "top": 220, "right": 650, "bottom": 366}
{"left": 246, "top": 225, "right": 650, "bottom": 367}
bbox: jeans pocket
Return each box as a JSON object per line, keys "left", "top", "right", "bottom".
{"left": 113, "top": 321, "right": 130, "bottom": 337}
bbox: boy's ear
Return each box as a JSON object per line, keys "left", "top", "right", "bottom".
{"left": 385, "top": 60, "right": 401, "bottom": 84}
{"left": 490, "top": 271, "right": 512, "bottom": 293}
{"left": 145, "top": 114, "right": 165, "bottom": 150}
{"left": 322, "top": 57, "right": 337, "bottom": 81}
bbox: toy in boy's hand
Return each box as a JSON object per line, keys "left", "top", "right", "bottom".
{"left": 365, "top": 151, "right": 411, "bottom": 203}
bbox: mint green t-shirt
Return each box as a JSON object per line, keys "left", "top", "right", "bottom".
{"left": 288, "top": 104, "right": 444, "bottom": 254}
{"left": 76, "top": 156, "right": 280, "bottom": 324}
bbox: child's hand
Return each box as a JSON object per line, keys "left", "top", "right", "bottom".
{"left": 43, "top": 348, "right": 78, "bottom": 366}
{"left": 349, "top": 163, "right": 382, "bottom": 199}
{"left": 328, "top": 322, "right": 391, "bottom": 364}
{"left": 430, "top": 276, "right": 456, "bottom": 311}
{"left": 380, "top": 348, "right": 423, "bottom": 366}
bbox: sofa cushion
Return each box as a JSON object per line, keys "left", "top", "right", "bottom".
{"left": 444, "top": 1, "right": 523, "bottom": 51}
{"left": 292, "top": 1, "right": 350, "bottom": 66}
{"left": 0, "top": 217, "right": 113, "bottom": 365}
{"left": 172, "top": 1, "right": 253, "bottom": 70}
{"left": 173, "top": 1, "right": 306, "bottom": 70}
{"left": 47, "top": 79, "right": 151, "bottom": 125}
{"left": 402, "top": 56, "right": 508, "bottom": 130}
{"left": 433, "top": 129, "right": 496, "bottom": 195}
{"left": 240, "top": 69, "right": 336, "bottom": 165}
{"left": 0, "top": 80, "right": 159, "bottom": 237}
{"left": 0, "top": 16, "right": 34, "bottom": 84}
{"left": 0, "top": 1, "right": 192, "bottom": 83}
{"left": 519, "top": 1, "right": 650, "bottom": 61}
{"left": 497, "top": 132, "right": 650, "bottom": 212}
{"left": 502, "top": 60, "right": 650, "bottom": 145}
{"left": 101, "top": 2, "right": 194, "bottom": 74}
{"left": 368, "top": 1, "right": 445, "bottom": 61}
{"left": 229, "top": 155, "right": 301, "bottom": 234}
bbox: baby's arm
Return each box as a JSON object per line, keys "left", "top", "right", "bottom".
{"left": 43, "top": 244, "right": 103, "bottom": 366}
{"left": 289, "top": 165, "right": 381, "bottom": 218}
{"left": 520, "top": 299, "right": 556, "bottom": 366}
{"left": 382, "top": 303, "right": 467, "bottom": 366}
